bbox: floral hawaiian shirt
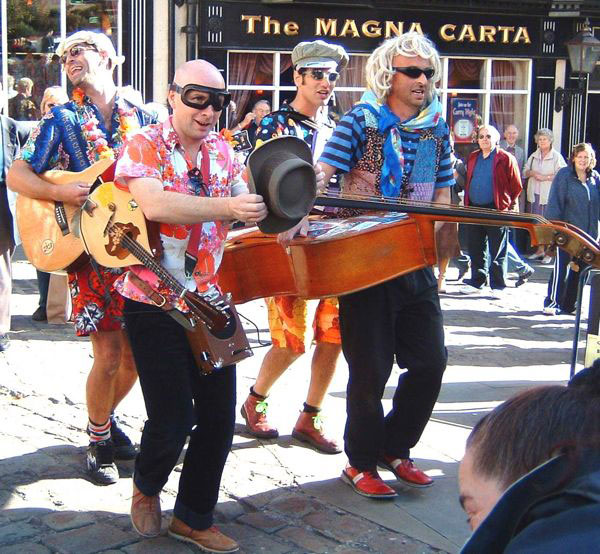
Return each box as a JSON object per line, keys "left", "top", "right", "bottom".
{"left": 113, "top": 117, "right": 248, "bottom": 310}
{"left": 20, "top": 90, "right": 152, "bottom": 176}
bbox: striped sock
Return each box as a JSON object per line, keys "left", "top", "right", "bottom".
{"left": 87, "top": 419, "right": 111, "bottom": 443}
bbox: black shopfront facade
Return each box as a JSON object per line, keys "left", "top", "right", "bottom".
{"left": 191, "top": 0, "right": 600, "bottom": 161}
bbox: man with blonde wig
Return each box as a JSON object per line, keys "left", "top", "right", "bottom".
{"left": 318, "top": 32, "right": 454, "bottom": 498}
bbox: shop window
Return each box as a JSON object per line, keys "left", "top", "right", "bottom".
{"left": 67, "top": 1, "right": 118, "bottom": 38}
{"left": 6, "top": 0, "right": 60, "bottom": 117}
{"left": 490, "top": 93, "right": 528, "bottom": 144}
{"left": 448, "top": 59, "right": 484, "bottom": 89}
{"left": 229, "top": 52, "right": 276, "bottom": 86}
{"left": 491, "top": 60, "right": 528, "bottom": 90}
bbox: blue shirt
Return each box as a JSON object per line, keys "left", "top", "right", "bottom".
{"left": 468, "top": 149, "right": 496, "bottom": 206}
{"left": 319, "top": 106, "right": 454, "bottom": 191}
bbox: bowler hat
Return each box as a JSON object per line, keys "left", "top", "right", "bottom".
{"left": 246, "top": 136, "right": 316, "bottom": 234}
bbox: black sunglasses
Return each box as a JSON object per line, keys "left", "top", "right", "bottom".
{"left": 392, "top": 66, "right": 435, "bottom": 80}
{"left": 478, "top": 134, "right": 492, "bottom": 139}
{"left": 187, "top": 167, "right": 209, "bottom": 196}
{"left": 300, "top": 68, "right": 339, "bottom": 83}
{"left": 170, "top": 83, "right": 231, "bottom": 112}
{"left": 59, "top": 44, "right": 98, "bottom": 65}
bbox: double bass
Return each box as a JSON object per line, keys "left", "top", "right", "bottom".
{"left": 218, "top": 194, "right": 600, "bottom": 304}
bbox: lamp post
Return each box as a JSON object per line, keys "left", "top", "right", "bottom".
{"left": 555, "top": 19, "right": 600, "bottom": 113}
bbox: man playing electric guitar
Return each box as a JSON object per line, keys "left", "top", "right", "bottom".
{"left": 7, "top": 31, "right": 154, "bottom": 485}
{"left": 112, "top": 59, "right": 266, "bottom": 552}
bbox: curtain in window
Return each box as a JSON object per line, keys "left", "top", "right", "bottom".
{"left": 490, "top": 61, "right": 516, "bottom": 133}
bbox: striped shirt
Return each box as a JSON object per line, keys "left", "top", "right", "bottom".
{"left": 319, "top": 106, "right": 455, "bottom": 191}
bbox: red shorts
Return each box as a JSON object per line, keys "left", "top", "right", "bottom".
{"left": 68, "top": 262, "right": 125, "bottom": 337}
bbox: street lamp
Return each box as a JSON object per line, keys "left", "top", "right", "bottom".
{"left": 555, "top": 19, "right": 600, "bottom": 112}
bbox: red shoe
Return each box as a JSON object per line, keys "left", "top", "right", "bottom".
{"left": 240, "top": 394, "right": 279, "bottom": 439}
{"left": 292, "top": 411, "right": 342, "bottom": 454}
{"left": 341, "top": 464, "right": 397, "bottom": 499}
{"left": 379, "top": 456, "right": 433, "bottom": 487}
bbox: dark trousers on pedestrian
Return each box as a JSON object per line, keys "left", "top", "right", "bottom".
{"left": 36, "top": 270, "right": 50, "bottom": 306}
{"left": 338, "top": 268, "right": 447, "bottom": 470}
{"left": 544, "top": 249, "right": 582, "bottom": 313}
{"left": 124, "top": 299, "right": 236, "bottom": 531}
{"left": 465, "top": 205, "right": 509, "bottom": 289}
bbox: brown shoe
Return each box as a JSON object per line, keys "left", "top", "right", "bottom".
{"left": 169, "top": 516, "right": 239, "bottom": 553}
{"left": 131, "top": 482, "right": 161, "bottom": 537}
{"left": 292, "top": 411, "right": 341, "bottom": 454}
{"left": 240, "top": 393, "right": 278, "bottom": 439}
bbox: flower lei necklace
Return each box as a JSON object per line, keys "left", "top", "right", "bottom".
{"left": 72, "top": 87, "right": 138, "bottom": 162}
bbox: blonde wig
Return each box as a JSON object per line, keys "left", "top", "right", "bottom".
{"left": 365, "top": 32, "right": 442, "bottom": 104}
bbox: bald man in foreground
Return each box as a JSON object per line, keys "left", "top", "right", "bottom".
{"left": 113, "top": 60, "right": 266, "bottom": 552}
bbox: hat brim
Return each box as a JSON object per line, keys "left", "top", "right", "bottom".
{"left": 247, "top": 136, "right": 315, "bottom": 234}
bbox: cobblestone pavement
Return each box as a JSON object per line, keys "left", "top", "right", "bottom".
{"left": 1, "top": 250, "right": 583, "bottom": 553}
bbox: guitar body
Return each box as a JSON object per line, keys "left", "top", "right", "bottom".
{"left": 80, "top": 182, "right": 154, "bottom": 267}
{"left": 16, "top": 158, "right": 114, "bottom": 272}
{"left": 80, "top": 181, "right": 252, "bottom": 373}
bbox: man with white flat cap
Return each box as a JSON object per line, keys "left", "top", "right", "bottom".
{"left": 8, "top": 31, "right": 154, "bottom": 485}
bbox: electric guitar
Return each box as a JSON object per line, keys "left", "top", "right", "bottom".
{"left": 16, "top": 158, "right": 114, "bottom": 272}
{"left": 79, "top": 182, "right": 252, "bottom": 373}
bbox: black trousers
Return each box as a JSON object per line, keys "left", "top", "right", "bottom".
{"left": 338, "top": 269, "right": 447, "bottom": 470}
{"left": 465, "top": 205, "right": 509, "bottom": 289}
{"left": 544, "top": 249, "right": 583, "bottom": 313}
{"left": 124, "top": 299, "right": 236, "bottom": 531}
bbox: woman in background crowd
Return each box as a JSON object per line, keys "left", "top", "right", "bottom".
{"left": 459, "top": 360, "right": 600, "bottom": 553}
{"left": 523, "top": 128, "right": 566, "bottom": 262}
{"left": 542, "top": 142, "right": 600, "bottom": 316}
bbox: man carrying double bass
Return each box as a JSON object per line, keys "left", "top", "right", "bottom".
{"left": 316, "top": 32, "right": 454, "bottom": 498}
{"left": 8, "top": 31, "right": 154, "bottom": 485}
{"left": 112, "top": 59, "right": 265, "bottom": 551}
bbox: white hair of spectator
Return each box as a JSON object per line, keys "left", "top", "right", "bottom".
{"left": 478, "top": 124, "right": 501, "bottom": 144}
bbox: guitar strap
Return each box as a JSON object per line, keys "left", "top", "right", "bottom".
{"left": 184, "top": 143, "right": 211, "bottom": 279}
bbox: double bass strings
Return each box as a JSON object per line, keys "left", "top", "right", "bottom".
{"left": 317, "top": 190, "right": 548, "bottom": 224}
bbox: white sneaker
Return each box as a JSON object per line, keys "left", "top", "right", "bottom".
{"left": 541, "top": 255, "right": 553, "bottom": 264}
{"left": 489, "top": 288, "right": 506, "bottom": 299}
{"left": 458, "top": 284, "right": 485, "bottom": 295}
{"left": 543, "top": 306, "right": 558, "bottom": 316}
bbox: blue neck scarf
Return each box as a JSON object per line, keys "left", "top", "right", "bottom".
{"left": 358, "top": 90, "right": 443, "bottom": 197}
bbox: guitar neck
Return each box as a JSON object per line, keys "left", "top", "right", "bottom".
{"left": 116, "top": 227, "right": 186, "bottom": 296}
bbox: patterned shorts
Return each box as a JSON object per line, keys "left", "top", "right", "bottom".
{"left": 68, "top": 263, "right": 125, "bottom": 337}
{"left": 266, "top": 296, "right": 341, "bottom": 354}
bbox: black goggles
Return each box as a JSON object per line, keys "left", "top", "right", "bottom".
{"left": 299, "top": 68, "right": 339, "bottom": 83}
{"left": 169, "top": 84, "right": 231, "bottom": 111}
{"left": 392, "top": 66, "right": 435, "bottom": 80}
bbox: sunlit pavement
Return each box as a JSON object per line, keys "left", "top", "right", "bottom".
{"left": 1, "top": 249, "right": 583, "bottom": 553}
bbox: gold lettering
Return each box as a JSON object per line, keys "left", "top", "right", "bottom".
{"left": 362, "top": 20, "right": 382, "bottom": 38}
{"left": 439, "top": 24, "right": 456, "bottom": 41}
{"left": 263, "top": 16, "right": 281, "bottom": 35}
{"left": 241, "top": 15, "right": 261, "bottom": 34}
{"left": 497, "top": 26, "right": 514, "bottom": 43}
{"left": 385, "top": 21, "right": 404, "bottom": 38}
{"left": 457, "top": 24, "right": 477, "bottom": 42}
{"left": 315, "top": 18, "right": 338, "bottom": 36}
{"left": 479, "top": 25, "right": 497, "bottom": 42}
{"left": 284, "top": 21, "right": 299, "bottom": 36}
{"left": 339, "top": 19, "right": 360, "bottom": 38}
{"left": 513, "top": 26, "right": 531, "bottom": 44}
{"left": 407, "top": 22, "right": 423, "bottom": 35}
